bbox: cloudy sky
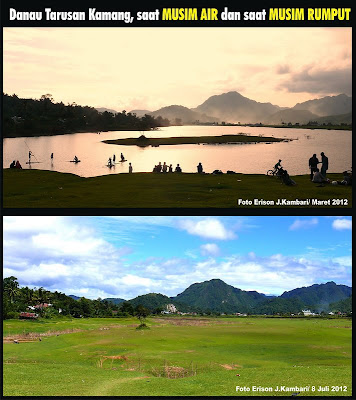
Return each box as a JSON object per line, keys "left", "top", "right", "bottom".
{"left": 3, "top": 216, "right": 352, "bottom": 299}
{"left": 3, "top": 27, "right": 351, "bottom": 111}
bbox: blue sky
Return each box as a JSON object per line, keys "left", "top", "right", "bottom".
{"left": 3, "top": 216, "right": 352, "bottom": 299}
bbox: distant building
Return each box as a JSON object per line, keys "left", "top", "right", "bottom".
{"left": 20, "top": 312, "right": 38, "bottom": 319}
{"left": 166, "top": 304, "right": 177, "bottom": 313}
{"left": 302, "top": 309, "right": 314, "bottom": 316}
{"left": 34, "top": 303, "right": 52, "bottom": 309}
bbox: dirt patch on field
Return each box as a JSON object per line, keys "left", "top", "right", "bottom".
{"left": 103, "top": 355, "right": 128, "bottom": 360}
{"left": 150, "top": 364, "right": 196, "bottom": 379}
{"left": 220, "top": 363, "right": 241, "bottom": 370}
{"left": 3, "top": 328, "right": 84, "bottom": 343}
{"left": 98, "top": 355, "right": 128, "bottom": 368}
{"left": 153, "top": 318, "right": 214, "bottom": 326}
{"left": 131, "top": 376, "right": 150, "bottom": 380}
{"left": 153, "top": 317, "right": 244, "bottom": 327}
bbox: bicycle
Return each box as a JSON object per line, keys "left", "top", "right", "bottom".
{"left": 266, "top": 166, "right": 282, "bottom": 176}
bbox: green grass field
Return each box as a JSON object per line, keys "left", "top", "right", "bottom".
{"left": 3, "top": 317, "right": 352, "bottom": 396}
{"left": 3, "top": 169, "right": 352, "bottom": 208}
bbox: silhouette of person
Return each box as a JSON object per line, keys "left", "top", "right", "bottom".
{"left": 320, "top": 152, "right": 328, "bottom": 177}
{"left": 197, "top": 162, "right": 203, "bottom": 173}
{"left": 168, "top": 164, "right": 173, "bottom": 173}
{"left": 121, "top": 153, "right": 125, "bottom": 161}
{"left": 129, "top": 163, "right": 133, "bottom": 173}
{"left": 175, "top": 164, "right": 182, "bottom": 173}
{"left": 308, "top": 154, "right": 320, "bottom": 180}
{"left": 162, "top": 162, "right": 167, "bottom": 173}
{"left": 51, "top": 153, "right": 54, "bottom": 160}
{"left": 113, "top": 154, "right": 116, "bottom": 162}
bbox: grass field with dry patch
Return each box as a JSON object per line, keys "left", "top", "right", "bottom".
{"left": 3, "top": 316, "right": 352, "bottom": 396}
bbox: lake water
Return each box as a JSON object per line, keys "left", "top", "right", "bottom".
{"left": 3, "top": 126, "right": 352, "bottom": 177}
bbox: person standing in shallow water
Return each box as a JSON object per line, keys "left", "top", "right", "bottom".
{"left": 320, "top": 152, "right": 328, "bottom": 177}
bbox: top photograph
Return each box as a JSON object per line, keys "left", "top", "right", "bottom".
{"left": 3, "top": 27, "right": 352, "bottom": 208}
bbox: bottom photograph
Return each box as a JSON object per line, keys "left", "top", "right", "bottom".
{"left": 3, "top": 216, "right": 352, "bottom": 397}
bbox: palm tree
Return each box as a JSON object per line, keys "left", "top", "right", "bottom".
{"left": 4, "top": 276, "right": 20, "bottom": 303}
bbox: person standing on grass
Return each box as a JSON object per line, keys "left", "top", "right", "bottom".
{"left": 129, "top": 163, "right": 133, "bottom": 173}
{"left": 320, "top": 152, "right": 328, "bottom": 177}
{"left": 308, "top": 154, "right": 320, "bottom": 181}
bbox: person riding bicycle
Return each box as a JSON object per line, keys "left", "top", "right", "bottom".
{"left": 274, "top": 159, "right": 282, "bottom": 172}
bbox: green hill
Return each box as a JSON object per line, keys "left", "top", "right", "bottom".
{"left": 280, "top": 281, "right": 352, "bottom": 311}
{"left": 127, "top": 293, "right": 195, "bottom": 313}
{"left": 103, "top": 298, "right": 126, "bottom": 305}
{"left": 329, "top": 295, "right": 352, "bottom": 313}
{"left": 173, "top": 279, "right": 267, "bottom": 313}
{"left": 252, "top": 297, "right": 306, "bottom": 315}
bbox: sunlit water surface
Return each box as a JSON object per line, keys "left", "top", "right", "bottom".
{"left": 3, "top": 125, "right": 352, "bottom": 177}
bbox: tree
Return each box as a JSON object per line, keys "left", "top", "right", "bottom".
{"left": 120, "top": 302, "right": 135, "bottom": 316}
{"left": 3, "top": 276, "right": 20, "bottom": 303}
{"left": 134, "top": 305, "right": 150, "bottom": 328}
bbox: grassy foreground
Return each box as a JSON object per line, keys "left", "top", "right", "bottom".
{"left": 3, "top": 169, "right": 351, "bottom": 208}
{"left": 103, "top": 134, "right": 285, "bottom": 146}
{"left": 3, "top": 317, "right": 352, "bottom": 396}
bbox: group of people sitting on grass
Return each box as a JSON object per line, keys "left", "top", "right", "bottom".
{"left": 153, "top": 162, "right": 182, "bottom": 173}
{"left": 152, "top": 162, "right": 206, "bottom": 174}
{"left": 9, "top": 160, "right": 22, "bottom": 169}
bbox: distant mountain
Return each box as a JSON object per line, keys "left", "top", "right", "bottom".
{"left": 173, "top": 278, "right": 267, "bottom": 313}
{"left": 264, "top": 109, "right": 319, "bottom": 125}
{"left": 315, "top": 112, "right": 352, "bottom": 125}
{"left": 280, "top": 281, "right": 352, "bottom": 311}
{"left": 130, "top": 109, "right": 152, "bottom": 117}
{"left": 104, "top": 298, "right": 126, "bottom": 305}
{"left": 194, "top": 91, "right": 284, "bottom": 124}
{"left": 292, "top": 94, "right": 352, "bottom": 116}
{"left": 96, "top": 107, "right": 118, "bottom": 114}
{"left": 150, "top": 105, "right": 219, "bottom": 124}
{"left": 69, "top": 295, "right": 80, "bottom": 300}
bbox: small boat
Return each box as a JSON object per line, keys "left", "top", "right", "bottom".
{"left": 25, "top": 161, "right": 42, "bottom": 164}
{"left": 69, "top": 160, "right": 81, "bottom": 163}
{"left": 115, "top": 160, "right": 127, "bottom": 163}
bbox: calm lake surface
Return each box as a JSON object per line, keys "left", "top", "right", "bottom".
{"left": 3, "top": 126, "right": 352, "bottom": 177}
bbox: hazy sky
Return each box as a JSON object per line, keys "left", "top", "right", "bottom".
{"left": 3, "top": 27, "right": 351, "bottom": 111}
{"left": 3, "top": 216, "right": 352, "bottom": 299}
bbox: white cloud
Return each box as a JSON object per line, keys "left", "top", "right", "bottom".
{"left": 332, "top": 256, "right": 352, "bottom": 267}
{"left": 289, "top": 218, "right": 318, "bottom": 231}
{"left": 200, "top": 243, "right": 220, "bottom": 256}
{"left": 332, "top": 219, "right": 352, "bottom": 230}
{"left": 178, "top": 218, "right": 236, "bottom": 240}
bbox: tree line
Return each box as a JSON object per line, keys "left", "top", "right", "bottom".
{"left": 3, "top": 93, "right": 170, "bottom": 137}
{"left": 3, "top": 276, "right": 152, "bottom": 320}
